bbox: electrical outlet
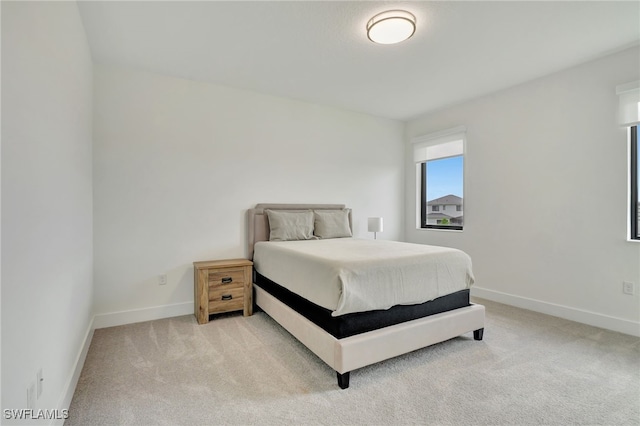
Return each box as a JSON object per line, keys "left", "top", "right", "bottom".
{"left": 37, "top": 368, "right": 43, "bottom": 399}
{"left": 159, "top": 274, "right": 167, "bottom": 285}
{"left": 623, "top": 281, "right": 635, "bottom": 295}
{"left": 27, "top": 382, "right": 35, "bottom": 409}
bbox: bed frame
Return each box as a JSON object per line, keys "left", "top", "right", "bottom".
{"left": 247, "top": 203, "right": 485, "bottom": 389}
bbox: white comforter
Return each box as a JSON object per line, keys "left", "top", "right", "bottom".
{"left": 253, "top": 238, "right": 475, "bottom": 317}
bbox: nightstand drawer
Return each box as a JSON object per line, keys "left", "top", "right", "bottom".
{"left": 209, "top": 286, "right": 244, "bottom": 302}
{"left": 208, "top": 288, "right": 244, "bottom": 313}
{"left": 208, "top": 268, "right": 245, "bottom": 287}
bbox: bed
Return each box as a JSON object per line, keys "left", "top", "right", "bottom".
{"left": 247, "top": 203, "right": 485, "bottom": 389}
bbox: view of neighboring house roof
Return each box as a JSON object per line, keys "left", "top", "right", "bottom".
{"left": 427, "top": 194, "right": 462, "bottom": 205}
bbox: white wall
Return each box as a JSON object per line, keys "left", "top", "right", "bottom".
{"left": 1, "top": 1, "right": 94, "bottom": 419}
{"left": 93, "top": 64, "right": 404, "bottom": 323}
{"left": 405, "top": 47, "right": 640, "bottom": 335}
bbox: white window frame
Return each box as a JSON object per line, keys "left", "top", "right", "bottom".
{"left": 617, "top": 81, "right": 640, "bottom": 241}
{"left": 412, "top": 126, "right": 467, "bottom": 231}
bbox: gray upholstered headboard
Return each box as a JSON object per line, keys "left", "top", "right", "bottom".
{"left": 246, "top": 203, "right": 352, "bottom": 260}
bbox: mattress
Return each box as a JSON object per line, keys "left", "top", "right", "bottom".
{"left": 255, "top": 271, "right": 471, "bottom": 338}
{"left": 253, "top": 238, "right": 475, "bottom": 317}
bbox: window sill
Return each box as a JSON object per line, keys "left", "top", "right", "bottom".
{"left": 417, "top": 227, "right": 463, "bottom": 233}
{"left": 627, "top": 238, "right": 640, "bottom": 243}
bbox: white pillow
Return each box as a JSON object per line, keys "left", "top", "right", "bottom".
{"left": 266, "top": 210, "right": 315, "bottom": 241}
{"left": 313, "top": 209, "right": 352, "bottom": 239}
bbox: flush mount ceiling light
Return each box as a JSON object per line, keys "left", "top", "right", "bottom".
{"left": 367, "top": 10, "right": 416, "bottom": 45}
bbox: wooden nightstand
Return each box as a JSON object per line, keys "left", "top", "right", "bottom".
{"left": 193, "top": 258, "right": 253, "bottom": 324}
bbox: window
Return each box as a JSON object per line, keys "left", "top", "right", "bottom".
{"left": 413, "top": 127, "right": 465, "bottom": 230}
{"left": 617, "top": 81, "right": 639, "bottom": 240}
{"left": 631, "top": 126, "right": 639, "bottom": 240}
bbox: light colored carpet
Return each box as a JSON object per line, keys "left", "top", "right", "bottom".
{"left": 66, "top": 298, "right": 640, "bottom": 425}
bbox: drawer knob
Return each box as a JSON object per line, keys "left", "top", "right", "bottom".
{"left": 221, "top": 294, "right": 233, "bottom": 301}
{"left": 221, "top": 277, "right": 233, "bottom": 284}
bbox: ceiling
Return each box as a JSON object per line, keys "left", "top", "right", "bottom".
{"left": 77, "top": 1, "right": 640, "bottom": 121}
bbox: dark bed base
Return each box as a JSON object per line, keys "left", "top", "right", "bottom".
{"left": 254, "top": 271, "right": 472, "bottom": 339}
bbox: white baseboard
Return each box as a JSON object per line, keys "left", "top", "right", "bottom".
{"left": 93, "top": 301, "right": 193, "bottom": 329}
{"left": 471, "top": 286, "right": 640, "bottom": 337}
{"left": 52, "top": 316, "right": 95, "bottom": 426}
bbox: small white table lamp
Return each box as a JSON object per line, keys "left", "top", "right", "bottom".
{"left": 368, "top": 217, "right": 383, "bottom": 239}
